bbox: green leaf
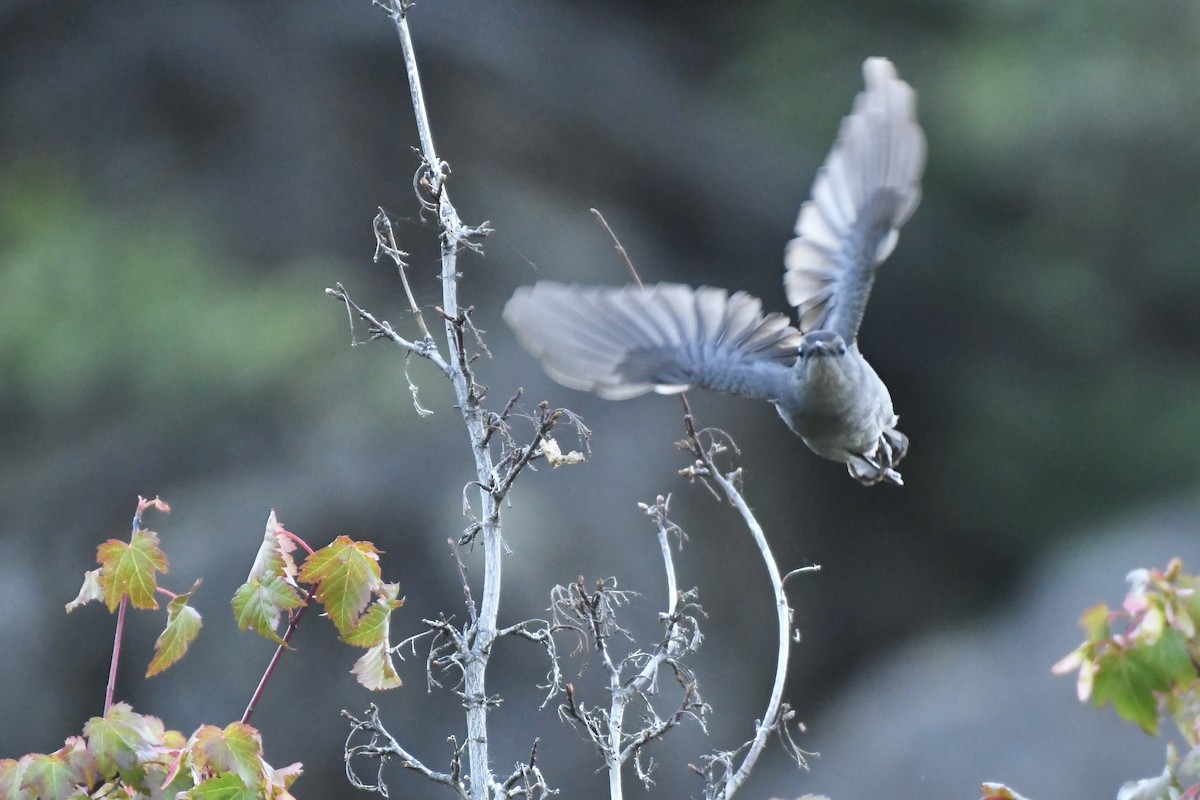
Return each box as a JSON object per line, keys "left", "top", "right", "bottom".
{"left": 20, "top": 739, "right": 95, "bottom": 800}
{"left": 96, "top": 529, "right": 169, "bottom": 611}
{"left": 147, "top": 581, "right": 204, "bottom": 677}
{"left": 980, "top": 784, "right": 1034, "bottom": 800}
{"left": 82, "top": 702, "right": 164, "bottom": 783}
{"left": 298, "top": 537, "right": 383, "bottom": 637}
{"left": 1092, "top": 631, "right": 1196, "bottom": 734}
{"left": 1143, "top": 628, "right": 1199, "bottom": 685}
{"left": 187, "top": 773, "right": 252, "bottom": 800}
{"left": 231, "top": 575, "right": 305, "bottom": 645}
{"left": 343, "top": 588, "right": 403, "bottom": 648}
{"left": 230, "top": 513, "right": 306, "bottom": 644}
{"left": 189, "top": 723, "right": 263, "bottom": 788}
{"left": 1093, "top": 650, "right": 1161, "bottom": 733}
{"left": 20, "top": 756, "right": 73, "bottom": 800}
{"left": 1079, "top": 603, "right": 1111, "bottom": 644}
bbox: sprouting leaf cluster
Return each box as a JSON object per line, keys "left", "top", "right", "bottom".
{"left": 1053, "top": 558, "right": 1200, "bottom": 797}
{"left": 3, "top": 498, "right": 405, "bottom": 799}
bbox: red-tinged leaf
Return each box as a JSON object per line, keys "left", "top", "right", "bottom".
{"left": 147, "top": 581, "right": 204, "bottom": 677}
{"left": 187, "top": 772, "right": 252, "bottom": 800}
{"left": 57, "top": 737, "right": 97, "bottom": 790}
{"left": 149, "top": 726, "right": 195, "bottom": 795}
{"left": 189, "top": 723, "right": 263, "bottom": 788}
{"left": 266, "top": 761, "right": 303, "bottom": 791}
{"left": 0, "top": 757, "right": 27, "bottom": 800}
{"left": 1079, "top": 603, "right": 1111, "bottom": 644}
{"left": 20, "top": 751, "right": 80, "bottom": 800}
{"left": 19, "top": 738, "right": 95, "bottom": 800}
{"left": 83, "top": 702, "right": 165, "bottom": 780}
{"left": 246, "top": 512, "right": 300, "bottom": 586}
{"left": 138, "top": 496, "right": 172, "bottom": 516}
{"left": 351, "top": 641, "right": 402, "bottom": 691}
{"left": 378, "top": 581, "right": 401, "bottom": 603}
{"left": 146, "top": 757, "right": 196, "bottom": 799}
{"left": 1051, "top": 646, "right": 1085, "bottom": 676}
{"left": 230, "top": 575, "right": 306, "bottom": 645}
{"left": 980, "top": 783, "right": 1033, "bottom": 800}
{"left": 65, "top": 569, "right": 104, "bottom": 613}
{"left": 97, "top": 529, "right": 169, "bottom": 611}
{"left": 1053, "top": 643, "right": 1098, "bottom": 701}
{"left": 298, "top": 537, "right": 383, "bottom": 637}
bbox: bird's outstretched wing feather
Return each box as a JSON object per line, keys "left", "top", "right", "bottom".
{"left": 784, "top": 57, "right": 926, "bottom": 341}
{"left": 503, "top": 282, "right": 801, "bottom": 401}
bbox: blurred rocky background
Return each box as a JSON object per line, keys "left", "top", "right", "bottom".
{"left": 2, "top": 1, "right": 1198, "bottom": 797}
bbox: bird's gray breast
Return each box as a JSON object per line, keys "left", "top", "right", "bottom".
{"left": 775, "top": 349, "right": 895, "bottom": 462}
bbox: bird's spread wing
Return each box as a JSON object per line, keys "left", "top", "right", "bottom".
{"left": 503, "top": 282, "right": 801, "bottom": 401}
{"left": 784, "top": 57, "right": 926, "bottom": 341}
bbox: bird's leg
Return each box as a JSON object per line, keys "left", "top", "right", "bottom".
{"left": 845, "top": 436, "right": 906, "bottom": 486}
{"left": 881, "top": 428, "right": 909, "bottom": 465}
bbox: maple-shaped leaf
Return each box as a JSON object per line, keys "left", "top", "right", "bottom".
{"left": 188, "top": 723, "right": 263, "bottom": 789}
{"left": 65, "top": 569, "right": 105, "bottom": 613}
{"left": 96, "top": 529, "right": 169, "bottom": 611}
{"left": 231, "top": 575, "right": 306, "bottom": 645}
{"left": 1092, "top": 630, "right": 1196, "bottom": 735}
{"left": 19, "top": 737, "right": 96, "bottom": 800}
{"left": 351, "top": 641, "right": 403, "bottom": 691}
{"left": 147, "top": 580, "right": 204, "bottom": 677}
{"left": 83, "top": 702, "right": 165, "bottom": 784}
{"left": 188, "top": 772, "right": 253, "bottom": 800}
{"left": 246, "top": 511, "right": 300, "bottom": 586}
{"left": 298, "top": 537, "right": 383, "bottom": 638}
{"left": 230, "top": 513, "right": 306, "bottom": 644}
{"left": 19, "top": 754, "right": 74, "bottom": 800}
{"left": 1093, "top": 649, "right": 1162, "bottom": 734}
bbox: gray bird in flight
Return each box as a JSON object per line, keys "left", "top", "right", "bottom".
{"left": 504, "top": 58, "right": 926, "bottom": 485}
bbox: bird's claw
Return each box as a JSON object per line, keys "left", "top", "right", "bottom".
{"left": 846, "top": 427, "right": 909, "bottom": 486}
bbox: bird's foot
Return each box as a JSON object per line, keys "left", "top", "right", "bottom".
{"left": 846, "top": 428, "right": 908, "bottom": 486}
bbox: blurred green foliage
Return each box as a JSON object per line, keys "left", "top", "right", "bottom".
{"left": 0, "top": 160, "right": 337, "bottom": 427}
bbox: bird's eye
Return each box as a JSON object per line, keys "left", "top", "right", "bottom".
{"left": 837, "top": 345, "right": 846, "bottom": 355}
{"left": 798, "top": 349, "right": 806, "bottom": 360}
